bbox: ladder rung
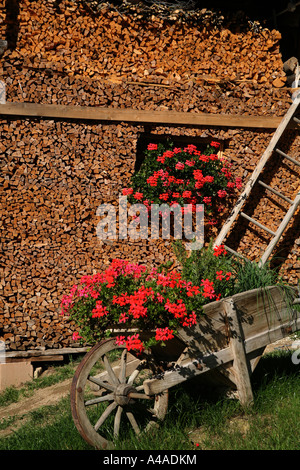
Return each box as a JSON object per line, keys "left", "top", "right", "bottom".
{"left": 258, "top": 180, "right": 293, "bottom": 204}
{"left": 224, "top": 245, "right": 247, "bottom": 260}
{"left": 240, "top": 212, "right": 276, "bottom": 236}
{"left": 293, "top": 116, "right": 300, "bottom": 124}
{"left": 260, "top": 191, "right": 300, "bottom": 265}
{"left": 275, "top": 148, "right": 300, "bottom": 167}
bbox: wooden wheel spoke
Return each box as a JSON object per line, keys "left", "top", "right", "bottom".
{"left": 103, "top": 354, "right": 120, "bottom": 385}
{"left": 88, "top": 375, "right": 115, "bottom": 392}
{"left": 94, "top": 401, "right": 118, "bottom": 431}
{"left": 119, "top": 349, "right": 127, "bottom": 383}
{"left": 114, "top": 405, "right": 123, "bottom": 438}
{"left": 126, "top": 410, "right": 140, "bottom": 436}
{"left": 127, "top": 360, "right": 146, "bottom": 385}
{"left": 128, "top": 392, "right": 153, "bottom": 400}
{"left": 127, "top": 368, "right": 140, "bottom": 386}
{"left": 85, "top": 393, "right": 115, "bottom": 407}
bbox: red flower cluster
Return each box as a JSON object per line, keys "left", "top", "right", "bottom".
{"left": 61, "top": 256, "right": 234, "bottom": 353}
{"left": 123, "top": 142, "right": 242, "bottom": 224}
{"left": 116, "top": 334, "right": 145, "bottom": 354}
{"left": 213, "top": 244, "right": 227, "bottom": 257}
{"left": 92, "top": 300, "right": 108, "bottom": 318}
{"left": 155, "top": 327, "right": 174, "bottom": 342}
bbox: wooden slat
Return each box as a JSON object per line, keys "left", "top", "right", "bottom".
{"left": 245, "top": 317, "right": 300, "bottom": 352}
{"left": 6, "top": 355, "right": 64, "bottom": 363}
{"left": 231, "top": 286, "right": 297, "bottom": 336}
{"left": 240, "top": 211, "right": 276, "bottom": 236}
{"left": 143, "top": 347, "right": 233, "bottom": 396}
{"left": 224, "top": 244, "right": 247, "bottom": 260}
{"left": 0, "top": 101, "right": 295, "bottom": 129}
{"left": 176, "top": 301, "right": 229, "bottom": 355}
{"left": 5, "top": 347, "right": 89, "bottom": 358}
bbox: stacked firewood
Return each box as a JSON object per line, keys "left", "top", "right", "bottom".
{"left": 0, "top": 0, "right": 290, "bottom": 113}
{"left": 0, "top": 0, "right": 298, "bottom": 351}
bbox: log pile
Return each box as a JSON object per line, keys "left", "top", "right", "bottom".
{"left": 0, "top": 0, "right": 290, "bottom": 113}
{"left": 0, "top": 0, "right": 298, "bottom": 352}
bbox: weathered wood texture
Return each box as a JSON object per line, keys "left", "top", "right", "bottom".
{"left": 143, "top": 286, "right": 299, "bottom": 396}
{"left": 0, "top": 101, "right": 297, "bottom": 129}
{"left": 0, "top": 0, "right": 299, "bottom": 351}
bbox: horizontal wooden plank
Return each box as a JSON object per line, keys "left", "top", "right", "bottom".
{"left": 244, "top": 316, "right": 300, "bottom": 353}
{"left": 6, "top": 355, "right": 64, "bottom": 363}
{"left": 0, "top": 101, "right": 294, "bottom": 129}
{"left": 5, "top": 347, "right": 89, "bottom": 359}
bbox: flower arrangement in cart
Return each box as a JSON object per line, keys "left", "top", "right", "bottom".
{"left": 122, "top": 141, "right": 242, "bottom": 224}
{"left": 61, "top": 246, "right": 235, "bottom": 354}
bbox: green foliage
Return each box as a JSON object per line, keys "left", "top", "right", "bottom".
{"left": 173, "top": 240, "right": 283, "bottom": 298}
{"left": 173, "top": 240, "right": 236, "bottom": 299}
{"left": 232, "top": 256, "right": 279, "bottom": 293}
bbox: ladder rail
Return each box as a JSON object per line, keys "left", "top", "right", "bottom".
{"left": 214, "top": 92, "right": 300, "bottom": 248}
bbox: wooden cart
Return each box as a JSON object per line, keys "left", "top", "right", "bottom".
{"left": 70, "top": 285, "right": 300, "bottom": 449}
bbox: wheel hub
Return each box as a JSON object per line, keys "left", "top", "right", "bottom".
{"left": 114, "top": 384, "right": 136, "bottom": 406}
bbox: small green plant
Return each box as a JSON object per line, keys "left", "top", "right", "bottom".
{"left": 173, "top": 240, "right": 236, "bottom": 299}
{"left": 231, "top": 257, "right": 279, "bottom": 293}
{"left": 173, "top": 240, "right": 288, "bottom": 297}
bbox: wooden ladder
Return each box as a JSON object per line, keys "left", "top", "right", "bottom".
{"left": 214, "top": 89, "right": 300, "bottom": 265}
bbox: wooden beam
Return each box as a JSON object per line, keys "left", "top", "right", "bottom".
{"left": 5, "top": 347, "right": 89, "bottom": 359}
{"left": 0, "top": 101, "right": 295, "bottom": 129}
{"left": 7, "top": 355, "right": 64, "bottom": 363}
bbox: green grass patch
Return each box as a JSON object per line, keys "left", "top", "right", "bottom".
{"left": 0, "top": 351, "right": 298, "bottom": 451}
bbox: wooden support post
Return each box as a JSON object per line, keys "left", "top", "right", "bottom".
{"left": 223, "top": 298, "right": 254, "bottom": 406}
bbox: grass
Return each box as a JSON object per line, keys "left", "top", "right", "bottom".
{"left": 0, "top": 349, "right": 299, "bottom": 451}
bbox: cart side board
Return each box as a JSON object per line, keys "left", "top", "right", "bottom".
{"left": 143, "top": 286, "right": 299, "bottom": 404}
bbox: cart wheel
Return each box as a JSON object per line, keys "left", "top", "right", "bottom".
{"left": 71, "top": 338, "right": 168, "bottom": 449}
